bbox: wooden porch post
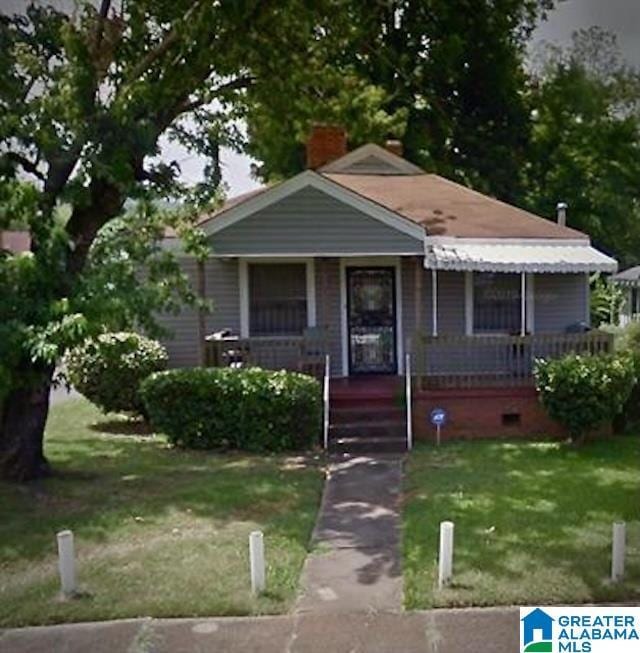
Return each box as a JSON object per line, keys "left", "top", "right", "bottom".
{"left": 414, "top": 256, "right": 423, "bottom": 334}
{"left": 197, "top": 259, "right": 207, "bottom": 365}
{"left": 432, "top": 268, "right": 438, "bottom": 337}
{"left": 520, "top": 271, "right": 526, "bottom": 336}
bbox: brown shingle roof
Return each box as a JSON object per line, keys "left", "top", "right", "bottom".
{"left": 324, "top": 173, "right": 587, "bottom": 240}
{"left": 186, "top": 167, "right": 587, "bottom": 242}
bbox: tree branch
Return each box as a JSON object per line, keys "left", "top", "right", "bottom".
{"left": 4, "top": 152, "right": 46, "bottom": 181}
{"left": 41, "top": 145, "right": 83, "bottom": 212}
{"left": 174, "top": 75, "right": 255, "bottom": 115}
{"left": 93, "top": 0, "right": 112, "bottom": 52}
{"left": 123, "top": 0, "right": 206, "bottom": 85}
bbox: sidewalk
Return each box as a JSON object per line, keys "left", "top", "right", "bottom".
{"left": 0, "top": 608, "right": 520, "bottom": 653}
{"left": 295, "top": 454, "right": 403, "bottom": 614}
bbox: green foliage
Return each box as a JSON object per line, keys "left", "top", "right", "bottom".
{"left": 610, "top": 321, "right": 640, "bottom": 431}
{"left": 617, "top": 320, "right": 640, "bottom": 354}
{"left": 65, "top": 332, "right": 168, "bottom": 415}
{"left": 534, "top": 353, "right": 637, "bottom": 441}
{"left": 141, "top": 367, "right": 321, "bottom": 452}
{"left": 590, "top": 273, "right": 625, "bottom": 327}
{"left": 246, "top": 0, "right": 554, "bottom": 202}
{"left": 76, "top": 201, "right": 210, "bottom": 338}
{"left": 525, "top": 28, "right": 640, "bottom": 266}
{"left": 0, "top": 1, "right": 347, "bottom": 476}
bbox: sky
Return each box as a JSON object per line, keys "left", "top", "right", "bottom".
{"left": 4, "top": 0, "right": 640, "bottom": 197}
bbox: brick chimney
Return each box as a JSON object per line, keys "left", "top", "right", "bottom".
{"left": 306, "top": 125, "right": 347, "bottom": 169}
{"left": 384, "top": 139, "right": 403, "bottom": 157}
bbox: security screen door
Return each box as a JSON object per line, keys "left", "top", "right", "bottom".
{"left": 347, "top": 267, "right": 397, "bottom": 374}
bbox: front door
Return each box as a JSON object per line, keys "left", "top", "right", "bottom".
{"left": 347, "top": 267, "right": 397, "bottom": 374}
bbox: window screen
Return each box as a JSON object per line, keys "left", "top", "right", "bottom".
{"left": 249, "top": 263, "right": 307, "bottom": 336}
{"left": 473, "top": 272, "right": 521, "bottom": 334}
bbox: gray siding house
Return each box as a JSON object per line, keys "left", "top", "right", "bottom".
{"left": 158, "top": 128, "right": 616, "bottom": 395}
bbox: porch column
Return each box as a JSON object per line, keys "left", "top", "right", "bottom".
{"left": 414, "top": 257, "right": 423, "bottom": 334}
{"left": 432, "top": 268, "right": 438, "bottom": 337}
{"left": 520, "top": 271, "right": 526, "bottom": 336}
{"left": 197, "top": 259, "right": 207, "bottom": 365}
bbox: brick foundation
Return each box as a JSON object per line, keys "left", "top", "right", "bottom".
{"left": 413, "top": 386, "right": 567, "bottom": 442}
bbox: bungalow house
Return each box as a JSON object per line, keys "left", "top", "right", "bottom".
{"left": 610, "top": 266, "right": 640, "bottom": 326}
{"left": 159, "top": 126, "right": 617, "bottom": 449}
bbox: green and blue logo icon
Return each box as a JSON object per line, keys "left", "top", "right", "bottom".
{"left": 521, "top": 608, "right": 554, "bottom": 652}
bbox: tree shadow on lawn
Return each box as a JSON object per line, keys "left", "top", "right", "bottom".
{"left": 89, "top": 418, "right": 153, "bottom": 437}
{"left": 405, "top": 438, "right": 640, "bottom": 605}
{"left": 0, "top": 407, "right": 323, "bottom": 564}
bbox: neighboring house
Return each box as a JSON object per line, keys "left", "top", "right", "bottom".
{"left": 0, "top": 230, "right": 30, "bottom": 254}
{"left": 159, "top": 126, "right": 617, "bottom": 444}
{"left": 610, "top": 266, "right": 640, "bottom": 326}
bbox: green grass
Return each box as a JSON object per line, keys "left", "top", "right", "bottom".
{"left": 0, "top": 398, "right": 324, "bottom": 627}
{"left": 403, "top": 436, "right": 640, "bottom": 609}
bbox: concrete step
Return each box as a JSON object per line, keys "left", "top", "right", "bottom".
{"left": 330, "top": 398, "right": 403, "bottom": 412}
{"left": 331, "top": 406, "right": 406, "bottom": 424}
{"left": 329, "top": 435, "right": 408, "bottom": 454}
{"left": 330, "top": 421, "right": 406, "bottom": 439}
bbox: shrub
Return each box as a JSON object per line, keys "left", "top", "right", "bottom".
{"left": 534, "top": 353, "right": 636, "bottom": 442}
{"left": 65, "top": 332, "right": 168, "bottom": 415}
{"left": 612, "top": 321, "right": 640, "bottom": 431}
{"left": 616, "top": 320, "right": 640, "bottom": 353}
{"left": 140, "top": 367, "right": 321, "bottom": 452}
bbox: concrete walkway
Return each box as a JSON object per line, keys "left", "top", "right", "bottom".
{"left": 295, "top": 454, "right": 403, "bottom": 614}
{"left": 0, "top": 608, "right": 521, "bottom": 653}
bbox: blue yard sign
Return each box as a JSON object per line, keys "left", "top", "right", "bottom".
{"left": 430, "top": 408, "right": 447, "bottom": 426}
{"left": 430, "top": 407, "right": 447, "bottom": 445}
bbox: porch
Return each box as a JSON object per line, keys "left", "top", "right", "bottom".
{"left": 203, "top": 329, "right": 615, "bottom": 387}
{"left": 191, "top": 249, "right": 609, "bottom": 380}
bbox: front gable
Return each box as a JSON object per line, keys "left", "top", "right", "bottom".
{"left": 211, "top": 185, "right": 424, "bottom": 256}
{"left": 206, "top": 171, "right": 424, "bottom": 256}
{"left": 319, "top": 143, "right": 424, "bottom": 175}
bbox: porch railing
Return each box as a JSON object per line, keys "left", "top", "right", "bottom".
{"left": 413, "top": 331, "right": 615, "bottom": 390}
{"left": 204, "top": 333, "right": 327, "bottom": 379}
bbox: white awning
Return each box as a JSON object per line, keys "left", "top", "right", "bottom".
{"left": 425, "top": 242, "right": 617, "bottom": 273}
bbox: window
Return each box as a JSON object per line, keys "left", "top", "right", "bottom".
{"left": 632, "top": 288, "right": 640, "bottom": 317}
{"left": 248, "top": 263, "right": 307, "bottom": 336}
{"left": 473, "top": 272, "right": 521, "bottom": 334}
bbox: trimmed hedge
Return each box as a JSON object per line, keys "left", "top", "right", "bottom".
{"left": 65, "top": 332, "right": 168, "bottom": 415}
{"left": 140, "top": 367, "right": 321, "bottom": 452}
{"left": 534, "top": 353, "right": 636, "bottom": 442}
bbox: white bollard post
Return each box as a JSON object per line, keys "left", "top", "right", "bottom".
{"left": 612, "top": 522, "right": 626, "bottom": 582}
{"left": 56, "top": 530, "right": 77, "bottom": 596}
{"left": 438, "top": 521, "right": 454, "bottom": 589}
{"left": 249, "top": 530, "right": 265, "bottom": 594}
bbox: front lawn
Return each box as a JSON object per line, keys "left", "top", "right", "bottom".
{"left": 0, "top": 398, "right": 323, "bottom": 627}
{"left": 404, "top": 437, "right": 640, "bottom": 608}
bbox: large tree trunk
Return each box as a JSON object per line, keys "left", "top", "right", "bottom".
{"left": 0, "top": 363, "right": 54, "bottom": 482}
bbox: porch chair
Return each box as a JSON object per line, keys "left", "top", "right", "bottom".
{"left": 298, "top": 326, "right": 328, "bottom": 379}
